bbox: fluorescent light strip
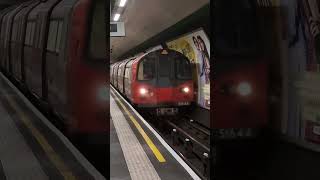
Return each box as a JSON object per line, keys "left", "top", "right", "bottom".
{"left": 119, "top": 0, "right": 127, "bottom": 7}
{"left": 113, "top": 13, "right": 120, "bottom": 21}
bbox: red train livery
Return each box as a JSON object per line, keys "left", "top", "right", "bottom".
{"left": 111, "top": 49, "right": 194, "bottom": 115}
{"left": 0, "top": 0, "right": 107, "bottom": 144}
{"left": 212, "top": 0, "right": 269, "bottom": 138}
{"left": 213, "top": 62, "right": 268, "bottom": 129}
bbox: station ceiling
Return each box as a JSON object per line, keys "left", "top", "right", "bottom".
{"left": 110, "top": 0, "right": 209, "bottom": 63}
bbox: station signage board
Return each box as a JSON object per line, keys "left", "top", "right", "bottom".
{"left": 110, "top": 22, "right": 125, "bottom": 37}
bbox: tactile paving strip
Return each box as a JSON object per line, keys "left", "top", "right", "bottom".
{"left": 110, "top": 94, "right": 161, "bottom": 180}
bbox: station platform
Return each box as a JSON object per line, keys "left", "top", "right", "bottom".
{"left": 0, "top": 73, "right": 105, "bottom": 180}
{"left": 110, "top": 86, "right": 201, "bottom": 180}
{"left": 214, "top": 134, "right": 320, "bottom": 180}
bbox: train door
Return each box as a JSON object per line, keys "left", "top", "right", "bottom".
{"left": 0, "top": 11, "right": 8, "bottom": 70}
{"left": 7, "top": 4, "right": 28, "bottom": 75}
{"left": 46, "top": 5, "right": 69, "bottom": 121}
{"left": 113, "top": 63, "right": 117, "bottom": 87}
{"left": 117, "top": 62, "right": 123, "bottom": 91}
{"left": 155, "top": 50, "right": 175, "bottom": 103}
{"left": 110, "top": 64, "right": 113, "bottom": 85}
{"left": 122, "top": 60, "right": 130, "bottom": 94}
{"left": 124, "top": 60, "right": 133, "bottom": 100}
{"left": 29, "top": 14, "right": 43, "bottom": 98}
{"left": 11, "top": 17, "right": 20, "bottom": 80}
{"left": 3, "top": 12, "right": 11, "bottom": 72}
{"left": 14, "top": 2, "right": 37, "bottom": 83}
{"left": 115, "top": 63, "right": 120, "bottom": 88}
{"left": 111, "top": 63, "right": 116, "bottom": 85}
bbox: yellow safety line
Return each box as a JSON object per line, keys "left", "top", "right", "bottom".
{"left": 1, "top": 92, "right": 76, "bottom": 180}
{"left": 111, "top": 90, "right": 166, "bottom": 163}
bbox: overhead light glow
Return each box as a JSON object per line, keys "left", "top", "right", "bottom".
{"left": 237, "top": 82, "right": 252, "bottom": 96}
{"left": 119, "top": 0, "right": 127, "bottom": 7}
{"left": 113, "top": 13, "right": 120, "bottom": 21}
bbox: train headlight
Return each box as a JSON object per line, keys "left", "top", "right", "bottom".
{"left": 97, "top": 86, "right": 109, "bottom": 101}
{"left": 182, "top": 87, "right": 190, "bottom": 93}
{"left": 139, "top": 88, "right": 148, "bottom": 95}
{"left": 237, "top": 82, "right": 252, "bottom": 96}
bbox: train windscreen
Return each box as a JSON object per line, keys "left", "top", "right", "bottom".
{"left": 213, "top": 0, "right": 258, "bottom": 56}
{"left": 158, "top": 55, "right": 171, "bottom": 77}
{"left": 175, "top": 57, "right": 192, "bottom": 80}
{"left": 137, "top": 58, "right": 155, "bottom": 80}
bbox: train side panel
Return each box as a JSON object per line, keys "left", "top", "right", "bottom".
{"left": 46, "top": 0, "right": 78, "bottom": 122}
{"left": 0, "top": 8, "right": 14, "bottom": 70}
{"left": 11, "top": 1, "right": 40, "bottom": 83}
{"left": 67, "top": 0, "right": 107, "bottom": 136}
{"left": 117, "top": 61, "right": 124, "bottom": 92}
{"left": 8, "top": 3, "right": 32, "bottom": 78}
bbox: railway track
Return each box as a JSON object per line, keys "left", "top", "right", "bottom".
{"left": 140, "top": 112, "right": 211, "bottom": 179}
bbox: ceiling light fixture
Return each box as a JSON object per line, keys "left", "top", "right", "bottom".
{"left": 119, "top": 0, "right": 127, "bottom": 7}
{"left": 113, "top": 13, "right": 120, "bottom": 21}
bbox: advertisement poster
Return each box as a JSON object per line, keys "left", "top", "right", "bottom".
{"left": 166, "top": 29, "right": 210, "bottom": 110}
{"left": 300, "top": 0, "right": 320, "bottom": 72}
{"left": 292, "top": 0, "right": 320, "bottom": 144}
{"left": 300, "top": 0, "right": 320, "bottom": 144}
{"left": 301, "top": 84, "right": 320, "bottom": 144}
{"left": 281, "top": 0, "right": 305, "bottom": 138}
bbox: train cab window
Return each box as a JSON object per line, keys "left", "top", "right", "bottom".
{"left": 25, "top": 22, "right": 31, "bottom": 45}
{"left": 159, "top": 56, "right": 171, "bottom": 77}
{"left": 16, "top": 21, "right": 21, "bottom": 41}
{"left": 47, "top": 21, "right": 57, "bottom": 51}
{"left": 88, "top": 0, "right": 106, "bottom": 60}
{"left": 47, "top": 20, "right": 63, "bottom": 53}
{"left": 126, "top": 60, "right": 133, "bottom": 80}
{"left": 1, "top": 24, "right": 5, "bottom": 40}
{"left": 117, "top": 65, "right": 122, "bottom": 77}
{"left": 175, "top": 57, "right": 192, "bottom": 79}
{"left": 138, "top": 58, "right": 155, "bottom": 80}
{"left": 55, "top": 22, "right": 63, "bottom": 52}
{"left": 11, "top": 22, "right": 17, "bottom": 41}
{"left": 31, "top": 22, "right": 36, "bottom": 45}
{"left": 125, "top": 67, "right": 129, "bottom": 79}
{"left": 25, "top": 21, "right": 35, "bottom": 46}
{"left": 213, "top": 0, "right": 258, "bottom": 55}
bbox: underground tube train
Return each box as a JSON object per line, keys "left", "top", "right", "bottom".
{"left": 212, "top": 0, "right": 269, "bottom": 136}
{"left": 0, "top": 0, "right": 107, "bottom": 145}
{"left": 111, "top": 49, "right": 194, "bottom": 116}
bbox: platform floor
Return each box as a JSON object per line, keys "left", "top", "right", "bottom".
{"left": 0, "top": 74, "right": 105, "bottom": 180}
{"left": 259, "top": 139, "right": 320, "bottom": 180}
{"left": 110, "top": 86, "right": 201, "bottom": 180}
{"left": 214, "top": 136, "right": 320, "bottom": 180}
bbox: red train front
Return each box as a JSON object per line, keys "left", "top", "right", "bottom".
{"left": 213, "top": 62, "right": 268, "bottom": 129}
{"left": 212, "top": 0, "right": 269, "bottom": 137}
{"left": 111, "top": 49, "right": 194, "bottom": 115}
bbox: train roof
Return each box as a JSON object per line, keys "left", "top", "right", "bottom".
{"left": 114, "top": 48, "right": 189, "bottom": 65}
{"left": 51, "top": 0, "right": 77, "bottom": 19}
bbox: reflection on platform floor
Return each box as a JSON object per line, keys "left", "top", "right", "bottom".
{"left": 0, "top": 74, "right": 104, "bottom": 180}
{"left": 215, "top": 137, "right": 320, "bottom": 180}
